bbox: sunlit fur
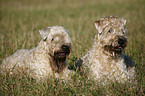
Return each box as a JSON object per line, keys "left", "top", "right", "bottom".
{"left": 0, "top": 26, "right": 75, "bottom": 80}
{"left": 82, "top": 16, "right": 135, "bottom": 85}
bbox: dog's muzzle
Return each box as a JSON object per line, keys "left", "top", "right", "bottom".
{"left": 104, "top": 37, "right": 127, "bottom": 55}
{"left": 54, "top": 45, "right": 70, "bottom": 58}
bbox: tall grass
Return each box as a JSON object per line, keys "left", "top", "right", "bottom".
{"left": 0, "top": 0, "right": 145, "bottom": 95}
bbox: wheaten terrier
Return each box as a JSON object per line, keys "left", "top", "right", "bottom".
{"left": 1, "top": 26, "right": 75, "bottom": 80}
{"left": 78, "top": 16, "right": 136, "bottom": 84}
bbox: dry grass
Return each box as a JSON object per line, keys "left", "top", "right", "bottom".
{"left": 0, "top": 0, "right": 145, "bottom": 95}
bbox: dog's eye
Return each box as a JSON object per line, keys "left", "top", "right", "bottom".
{"left": 51, "top": 38, "right": 54, "bottom": 42}
{"left": 121, "top": 29, "right": 126, "bottom": 34}
{"left": 99, "top": 33, "right": 102, "bottom": 35}
{"left": 121, "top": 29, "right": 124, "bottom": 33}
{"left": 43, "top": 37, "right": 47, "bottom": 41}
{"left": 108, "top": 29, "right": 112, "bottom": 33}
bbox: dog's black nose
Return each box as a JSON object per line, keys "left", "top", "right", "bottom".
{"left": 62, "top": 45, "right": 69, "bottom": 51}
{"left": 118, "top": 38, "right": 125, "bottom": 46}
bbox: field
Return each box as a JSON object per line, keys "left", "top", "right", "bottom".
{"left": 0, "top": 0, "right": 145, "bottom": 95}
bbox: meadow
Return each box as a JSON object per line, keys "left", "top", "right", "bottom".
{"left": 0, "top": 0, "right": 145, "bottom": 95}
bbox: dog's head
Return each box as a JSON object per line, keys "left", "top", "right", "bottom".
{"left": 94, "top": 16, "right": 128, "bottom": 56}
{"left": 39, "top": 26, "right": 72, "bottom": 72}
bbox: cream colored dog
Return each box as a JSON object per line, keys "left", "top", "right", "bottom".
{"left": 1, "top": 26, "right": 75, "bottom": 80}
{"left": 80, "top": 16, "right": 136, "bottom": 85}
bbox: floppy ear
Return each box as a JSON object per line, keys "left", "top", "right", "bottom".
{"left": 39, "top": 27, "right": 51, "bottom": 40}
{"left": 121, "top": 18, "right": 127, "bottom": 25}
{"left": 94, "top": 20, "right": 102, "bottom": 33}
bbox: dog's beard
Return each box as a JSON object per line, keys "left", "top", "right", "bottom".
{"left": 51, "top": 45, "right": 71, "bottom": 73}
{"left": 104, "top": 45, "right": 123, "bottom": 56}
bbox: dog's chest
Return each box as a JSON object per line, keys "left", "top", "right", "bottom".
{"left": 89, "top": 55, "right": 127, "bottom": 79}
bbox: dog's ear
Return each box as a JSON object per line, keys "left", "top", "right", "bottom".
{"left": 121, "top": 18, "right": 127, "bottom": 25}
{"left": 39, "top": 27, "right": 51, "bottom": 40}
{"left": 94, "top": 20, "right": 102, "bottom": 33}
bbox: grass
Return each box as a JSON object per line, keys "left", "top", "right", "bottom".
{"left": 0, "top": 0, "right": 145, "bottom": 95}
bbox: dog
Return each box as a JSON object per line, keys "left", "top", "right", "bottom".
{"left": 76, "top": 16, "right": 136, "bottom": 85}
{"left": 0, "top": 26, "right": 75, "bottom": 81}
